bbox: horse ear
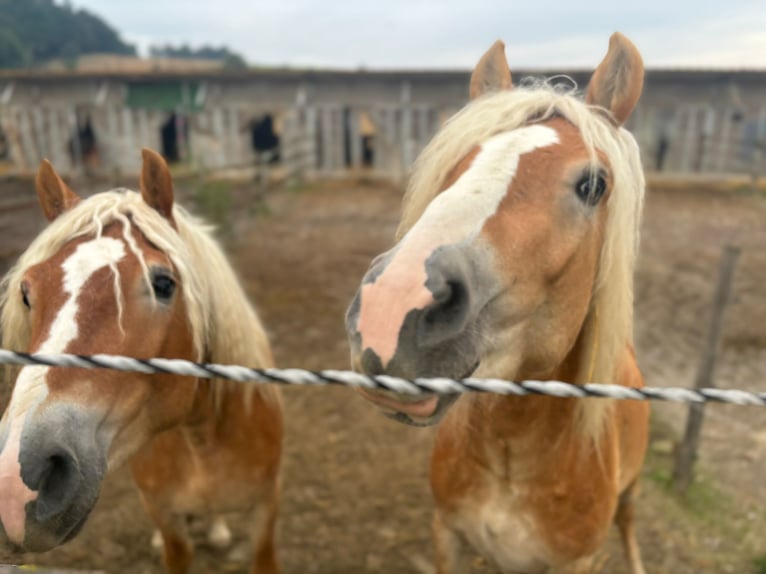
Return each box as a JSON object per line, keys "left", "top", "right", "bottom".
{"left": 586, "top": 32, "right": 644, "bottom": 125}
{"left": 35, "top": 159, "right": 80, "bottom": 222}
{"left": 470, "top": 40, "right": 512, "bottom": 100}
{"left": 140, "top": 148, "right": 175, "bottom": 222}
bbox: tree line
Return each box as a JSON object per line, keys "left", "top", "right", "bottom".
{"left": 0, "top": 0, "right": 248, "bottom": 70}
{"left": 0, "top": 0, "right": 135, "bottom": 68}
{"left": 149, "top": 44, "right": 247, "bottom": 68}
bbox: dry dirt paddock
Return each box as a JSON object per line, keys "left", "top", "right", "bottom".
{"left": 1, "top": 175, "right": 766, "bottom": 573}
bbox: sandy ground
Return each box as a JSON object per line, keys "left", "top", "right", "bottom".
{"left": 0, "top": 176, "right": 765, "bottom": 573}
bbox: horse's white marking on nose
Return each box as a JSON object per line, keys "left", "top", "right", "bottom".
{"left": 7, "top": 237, "right": 126, "bottom": 417}
{"left": 46, "top": 237, "right": 127, "bottom": 357}
{"left": 0, "top": 420, "right": 36, "bottom": 543}
{"left": 0, "top": 236, "right": 125, "bottom": 543}
{"left": 357, "top": 125, "right": 560, "bottom": 366}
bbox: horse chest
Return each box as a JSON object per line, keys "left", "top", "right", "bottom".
{"left": 444, "top": 448, "right": 612, "bottom": 571}
{"left": 166, "top": 454, "right": 260, "bottom": 516}
{"left": 455, "top": 492, "right": 548, "bottom": 573}
{"left": 138, "top": 425, "right": 262, "bottom": 515}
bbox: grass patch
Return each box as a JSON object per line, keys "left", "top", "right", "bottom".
{"left": 734, "top": 183, "right": 756, "bottom": 195}
{"left": 645, "top": 462, "right": 735, "bottom": 524}
{"left": 248, "top": 197, "right": 272, "bottom": 219}
{"left": 641, "top": 416, "right": 766, "bottom": 571}
{"left": 286, "top": 179, "right": 308, "bottom": 194}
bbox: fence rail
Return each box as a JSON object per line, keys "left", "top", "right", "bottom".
{"left": 1, "top": 349, "right": 765, "bottom": 406}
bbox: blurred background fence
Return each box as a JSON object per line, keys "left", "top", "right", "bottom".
{"left": 0, "top": 68, "right": 764, "bottom": 184}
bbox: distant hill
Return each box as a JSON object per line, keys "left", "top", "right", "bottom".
{"left": 0, "top": 0, "right": 135, "bottom": 69}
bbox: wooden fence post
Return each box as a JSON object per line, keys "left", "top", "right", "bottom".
{"left": 672, "top": 245, "right": 740, "bottom": 496}
{"left": 750, "top": 141, "right": 763, "bottom": 188}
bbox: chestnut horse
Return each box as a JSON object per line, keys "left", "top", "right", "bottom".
{"left": 0, "top": 150, "right": 282, "bottom": 574}
{"left": 346, "top": 33, "right": 648, "bottom": 573}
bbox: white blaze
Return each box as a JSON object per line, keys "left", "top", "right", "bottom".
{"left": 403, "top": 125, "right": 560, "bottom": 243}
{"left": 6, "top": 236, "right": 126, "bottom": 418}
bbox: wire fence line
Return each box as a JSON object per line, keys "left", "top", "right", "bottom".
{"left": 1, "top": 349, "right": 765, "bottom": 407}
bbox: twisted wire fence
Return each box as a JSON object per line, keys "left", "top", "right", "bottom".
{"left": 1, "top": 349, "right": 765, "bottom": 406}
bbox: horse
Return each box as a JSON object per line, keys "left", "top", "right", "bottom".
{"left": 0, "top": 149, "right": 283, "bottom": 574}
{"left": 345, "top": 33, "right": 649, "bottom": 574}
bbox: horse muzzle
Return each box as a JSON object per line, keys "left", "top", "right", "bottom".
{"left": 0, "top": 408, "right": 107, "bottom": 552}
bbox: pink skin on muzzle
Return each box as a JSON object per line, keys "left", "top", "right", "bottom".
{"left": 0, "top": 414, "right": 38, "bottom": 545}
{"left": 357, "top": 232, "right": 444, "bottom": 369}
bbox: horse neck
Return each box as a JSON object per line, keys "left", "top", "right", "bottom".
{"left": 178, "top": 379, "right": 221, "bottom": 429}
{"left": 467, "top": 326, "right": 596, "bottom": 445}
{"left": 178, "top": 379, "right": 281, "bottom": 449}
{"left": 181, "top": 274, "right": 277, "bottom": 428}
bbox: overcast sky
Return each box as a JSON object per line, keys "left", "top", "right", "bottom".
{"left": 73, "top": 0, "right": 766, "bottom": 70}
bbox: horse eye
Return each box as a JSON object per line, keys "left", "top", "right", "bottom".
{"left": 575, "top": 174, "right": 607, "bottom": 206}
{"left": 151, "top": 272, "right": 176, "bottom": 302}
{"left": 21, "top": 282, "right": 31, "bottom": 309}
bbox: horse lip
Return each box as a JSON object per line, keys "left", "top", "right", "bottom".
{"left": 356, "top": 388, "right": 440, "bottom": 419}
{"left": 61, "top": 509, "right": 92, "bottom": 544}
{"left": 18, "top": 500, "right": 95, "bottom": 553}
{"left": 383, "top": 394, "right": 461, "bottom": 427}
{"left": 356, "top": 360, "right": 480, "bottom": 423}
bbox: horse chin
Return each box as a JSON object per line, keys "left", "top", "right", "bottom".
{"left": 61, "top": 506, "right": 94, "bottom": 544}
{"left": 382, "top": 394, "right": 461, "bottom": 427}
{"left": 14, "top": 507, "right": 93, "bottom": 554}
{"left": 356, "top": 362, "right": 478, "bottom": 427}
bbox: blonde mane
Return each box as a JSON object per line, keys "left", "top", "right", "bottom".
{"left": 398, "top": 82, "right": 646, "bottom": 441}
{"left": 0, "top": 190, "right": 275, "bottom": 406}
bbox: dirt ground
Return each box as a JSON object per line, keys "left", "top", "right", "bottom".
{"left": 1, "top": 175, "right": 766, "bottom": 573}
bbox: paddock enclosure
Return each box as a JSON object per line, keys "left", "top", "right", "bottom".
{"left": 0, "top": 172, "right": 765, "bottom": 573}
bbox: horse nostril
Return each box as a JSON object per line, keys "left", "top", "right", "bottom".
{"left": 36, "top": 451, "right": 81, "bottom": 523}
{"left": 418, "top": 279, "right": 471, "bottom": 348}
{"left": 433, "top": 281, "right": 467, "bottom": 320}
